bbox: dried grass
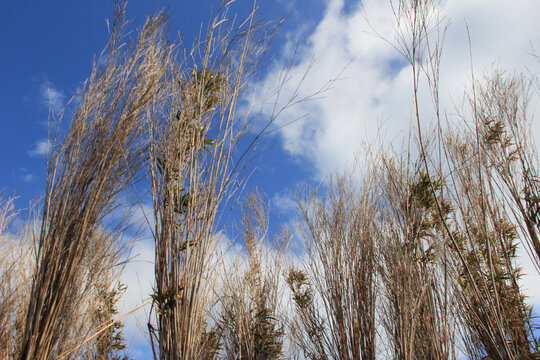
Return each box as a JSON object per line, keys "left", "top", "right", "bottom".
{"left": 145, "top": 2, "right": 280, "bottom": 358}
{"left": 217, "top": 192, "right": 286, "bottom": 359}
{"left": 17, "top": 2, "right": 168, "bottom": 358}
{"left": 288, "top": 169, "right": 378, "bottom": 360}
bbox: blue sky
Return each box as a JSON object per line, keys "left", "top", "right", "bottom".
{"left": 0, "top": 1, "right": 326, "bottom": 357}
{"left": 2, "top": 0, "right": 540, "bottom": 358}
{"left": 0, "top": 0, "right": 323, "bottom": 204}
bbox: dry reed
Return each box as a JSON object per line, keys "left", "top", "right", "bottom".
{"left": 289, "top": 169, "right": 378, "bottom": 360}
{"left": 145, "top": 1, "right": 279, "bottom": 358}
{"left": 17, "top": 2, "right": 169, "bottom": 358}
{"left": 217, "top": 192, "right": 286, "bottom": 359}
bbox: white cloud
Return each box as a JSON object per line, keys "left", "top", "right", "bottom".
{"left": 256, "top": 0, "right": 540, "bottom": 178}
{"left": 22, "top": 174, "right": 34, "bottom": 183}
{"left": 519, "top": 245, "right": 540, "bottom": 309}
{"left": 29, "top": 139, "right": 50, "bottom": 157}
{"left": 39, "top": 80, "right": 65, "bottom": 113}
{"left": 254, "top": 0, "right": 540, "bottom": 308}
{"left": 118, "top": 239, "right": 155, "bottom": 350}
{"left": 114, "top": 202, "right": 156, "bottom": 350}
{"left": 272, "top": 191, "right": 297, "bottom": 214}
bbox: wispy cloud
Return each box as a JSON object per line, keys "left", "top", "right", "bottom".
{"left": 17, "top": 168, "right": 35, "bottom": 183}
{"left": 257, "top": 0, "right": 540, "bottom": 177}
{"left": 28, "top": 139, "right": 50, "bottom": 157}
{"left": 272, "top": 191, "right": 297, "bottom": 214}
{"left": 255, "top": 0, "right": 540, "bottom": 309}
{"left": 39, "top": 79, "right": 65, "bottom": 113}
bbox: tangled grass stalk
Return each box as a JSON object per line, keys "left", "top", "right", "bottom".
{"left": 289, "top": 168, "right": 378, "bottom": 360}
{"left": 146, "top": 1, "right": 278, "bottom": 358}
{"left": 18, "top": 2, "right": 170, "bottom": 359}
{"left": 0, "top": 196, "right": 35, "bottom": 359}
{"left": 217, "top": 192, "right": 286, "bottom": 359}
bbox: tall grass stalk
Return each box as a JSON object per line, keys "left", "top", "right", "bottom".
{"left": 376, "top": 157, "right": 455, "bottom": 360}
{"left": 146, "top": 1, "right": 278, "bottom": 358}
{"left": 288, "top": 169, "right": 378, "bottom": 359}
{"left": 442, "top": 74, "right": 540, "bottom": 359}
{"left": 17, "top": 3, "right": 170, "bottom": 358}
{"left": 0, "top": 197, "right": 34, "bottom": 359}
{"left": 217, "top": 192, "right": 286, "bottom": 359}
